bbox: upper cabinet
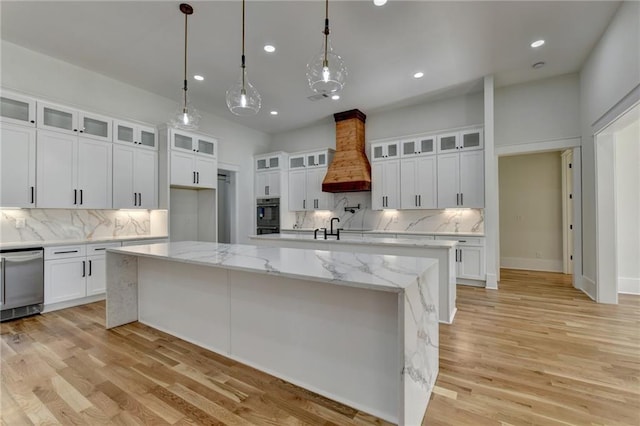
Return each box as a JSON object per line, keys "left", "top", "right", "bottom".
{"left": 36, "top": 102, "right": 112, "bottom": 142}
{"left": 289, "top": 149, "right": 334, "bottom": 169}
{"left": 0, "top": 124, "right": 36, "bottom": 207}
{"left": 114, "top": 120, "right": 157, "bottom": 150}
{"left": 169, "top": 129, "right": 217, "bottom": 189}
{"left": 437, "top": 127, "right": 483, "bottom": 153}
{"left": 401, "top": 134, "right": 436, "bottom": 157}
{"left": 371, "top": 141, "right": 399, "bottom": 161}
{"left": 0, "top": 91, "right": 36, "bottom": 127}
{"left": 256, "top": 153, "right": 282, "bottom": 171}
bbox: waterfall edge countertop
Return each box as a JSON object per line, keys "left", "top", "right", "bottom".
{"left": 250, "top": 233, "right": 459, "bottom": 249}
{"left": 108, "top": 241, "right": 438, "bottom": 293}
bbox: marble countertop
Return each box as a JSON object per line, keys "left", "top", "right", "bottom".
{"left": 108, "top": 241, "right": 438, "bottom": 293}
{"left": 250, "top": 233, "right": 458, "bottom": 249}
{"left": 0, "top": 235, "right": 169, "bottom": 251}
{"left": 281, "top": 228, "right": 484, "bottom": 238}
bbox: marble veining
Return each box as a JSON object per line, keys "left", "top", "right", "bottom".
{"left": 110, "top": 241, "right": 438, "bottom": 293}
{"left": 293, "top": 192, "right": 484, "bottom": 233}
{"left": 250, "top": 233, "right": 458, "bottom": 249}
{"left": 0, "top": 209, "right": 166, "bottom": 245}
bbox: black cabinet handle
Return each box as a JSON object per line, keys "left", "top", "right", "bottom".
{"left": 74, "top": 189, "right": 77, "bottom": 205}
{"left": 80, "top": 189, "right": 83, "bottom": 205}
{"left": 456, "top": 193, "right": 459, "bottom": 206}
{"left": 415, "top": 195, "right": 418, "bottom": 207}
{"left": 133, "top": 192, "right": 137, "bottom": 206}
{"left": 460, "top": 249, "right": 463, "bottom": 262}
{"left": 54, "top": 250, "right": 78, "bottom": 254}
{"left": 138, "top": 193, "right": 142, "bottom": 206}
{"left": 303, "top": 200, "right": 306, "bottom": 209}
{"left": 30, "top": 120, "right": 35, "bottom": 124}
{"left": 30, "top": 186, "right": 34, "bottom": 204}
{"left": 196, "top": 172, "right": 200, "bottom": 184}
{"left": 193, "top": 171, "right": 196, "bottom": 184}
{"left": 73, "top": 129, "right": 78, "bottom": 132}
{"left": 88, "top": 260, "right": 92, "bottom": 276}
{"left": 455, "top": 249, "right": 458, "bottom": 262}
{"left": 265, "top": 185, "right": 269, "bottom": 195}
{"left": 82, "top": 260, "right": 86, "bottom": 277}
{"left": 419, "top": 195, "right": 421, "bottom": 206}
{"left": 461, "top": 193, "right": 464, "bottom": 205}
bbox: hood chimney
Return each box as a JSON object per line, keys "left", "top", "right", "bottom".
{"left": 322, "top": 109, "right": 371, "bottom": 192}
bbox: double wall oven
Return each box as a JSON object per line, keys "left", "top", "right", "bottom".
{"left": 257, "top": 198, "right": 280, "bottom": 235}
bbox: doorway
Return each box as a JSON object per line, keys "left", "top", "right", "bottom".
{"left": 594, "top": 102, "right": 640, "bottom": 302}
{"left": 217, "top": 168, "right": 237, "bottom": 244}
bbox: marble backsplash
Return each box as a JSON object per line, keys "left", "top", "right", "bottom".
{"left": 293, "top": 193, "right": 484, "bottom": 233}
{"left": 0, "top": 209, "right": 168, "bottom": 244}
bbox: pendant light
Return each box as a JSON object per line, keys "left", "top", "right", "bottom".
{"left": 226, "top": 0, "right": 261, "bottom": 116}
{"left": 306, "top": 0, "right": 346, "bottom": 94}
{"left": 171, "top": 3, "right": 201, "bottom": 130}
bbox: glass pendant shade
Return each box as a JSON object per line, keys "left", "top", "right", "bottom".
{"left": 171, "top": 98, "right": 201, "bottom": 130}
{"left": 307, "top": 39, "right": 346, "bottom": 94}
{"left": 226, "top": 67, "right": 261, "bottom": 116}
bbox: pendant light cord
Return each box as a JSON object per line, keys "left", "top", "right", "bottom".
{"left": 183, "top": 11, "right": 188, "bottom": 110}
{"left": 241, "top": 0, "right": 246, "bottom": 91}
{"left": 323, "top": 0, "right": 330, "bottom": 67}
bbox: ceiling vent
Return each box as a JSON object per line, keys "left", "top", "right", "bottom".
{"left": 322, "top": 109, "right": 371, "bottom": 192}
{"left": 307, "top": 93, "right": 330, "bottom": 102}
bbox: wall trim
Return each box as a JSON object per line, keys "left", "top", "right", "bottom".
{"left": 618, "top": 277, "right": 640, "bottom": 295}
{"left": 501, "top": 257, "right": 563, "bottom": 273}
{"left": 592, "top": 83, "right": 640, "bottom": 134}
{"left": 496, "top": 137, "right": 581, "bottom": 156}
{"left": 581, "top": 276, "right": 597, "bottom": 301}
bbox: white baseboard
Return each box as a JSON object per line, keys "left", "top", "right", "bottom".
{"left": 618, "top": 277, "right": 640, "bottom": 295}
{"left": 581, "top": 275, "right": 597, "bottom": 301}
{"left": 501, "top": 257, "right": 563, "bottom": 273}
{"left": 485, "top": 273, "right": 498, "bottom": 290}
{"left": 43, "top": 294, "right": 105, "bottom": 313}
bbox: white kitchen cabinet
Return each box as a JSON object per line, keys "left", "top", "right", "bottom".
{"left": 289, "top": 150, "right": 333, "bottom": 169}
{"left": 437, "top": 150, "right": 484, "bottom": 208}
{"left": 306, "top": 151, "right": 328, "bottom": 168}
{"left": 0, "top": 124, "right": 36, "bottom": 207}
{"left": 372, "top": 160, "right": 400, "bottom": 210}
{"left": 113, "top": 144, "right": 158, "bottom": 209}
{"left": 45, "top": 242, "right": 119, "bottom": 305}
{"left": 114, "top": 120, "right": 157, "bottom": 150}
{"left": 37, "top": 102, "right": 112, "bottom": 142}
{"left": 437, "top": 128, "right": 483, "bottom": 153}
{"left": 0, "top": 91, "right": 36, "bottom": 127}
{"left": 256, "top": 154, "right": 282, "bottom": 170}
{"left": 400, "top": 156, "right": 437, "bottom": 209}
{"left": 436, "top": 236, "right": 485, "bottom": 281}
{"left": 401, "top": 135, "right": 436, "bottom": 157}
{"left": 256, "top": 170, "right": 280, "bottom": 197}
{"left": 371, "top": 141, "right": 400, "bottom": 161}
{"left": 170, "top": 129, "right": 217, "bottom": 189}
{"left": 287, "top": 167, "right": 333, "bottom": 211}
{"left": 36, "top": 130, "right": 112, "bottom": 209}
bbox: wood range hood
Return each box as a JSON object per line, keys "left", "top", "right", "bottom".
{"left": 322, "top": 109, "right": 372, "bottom": 192}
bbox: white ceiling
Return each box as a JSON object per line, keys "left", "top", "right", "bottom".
{"left": 1, "top": 1, "right": 619, "bottom": 134}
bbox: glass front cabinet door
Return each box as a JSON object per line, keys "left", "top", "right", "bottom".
{"left": 0, "top": 92, "right": 36, "bottom": 127}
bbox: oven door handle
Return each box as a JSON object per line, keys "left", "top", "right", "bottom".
{"left": 3, "top": 252, "right": 44, "bottom": 263}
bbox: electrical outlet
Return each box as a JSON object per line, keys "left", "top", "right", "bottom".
{"left": 15, "top": 218, "right": 26, "bottom": 229}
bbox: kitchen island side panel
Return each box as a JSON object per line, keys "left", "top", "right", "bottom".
{"left": 106, "top": 252, "right": 139, "bottom": 328}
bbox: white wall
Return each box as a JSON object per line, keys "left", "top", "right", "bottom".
{"left": 615, "top": 119, "right": 640, "bottom": 294}
{"left": 499, "top": 152, "right": 563, "bottom": 272}
{"left": 268, "top": 92, "right": 484, "bottom": 153}
{"left": 495, "top": 74, "right": 580, "bottom": 146}
{"left": 1, "top": 41, "right": 270, "bottom": 243}
{"left": 580, "top": 1, "right": 640, "bottom": 284}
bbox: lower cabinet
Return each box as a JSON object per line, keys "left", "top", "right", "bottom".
{"left": 44, "top": 242, "right": 120, "bottom": 306}
{"left": 436, "top": 236, "right": 485, "bottom": 281}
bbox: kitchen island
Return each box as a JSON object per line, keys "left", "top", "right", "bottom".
{"left": 250, "top": 233, "right": 458, "bottom": 324}
{"left": 106, "top": 241, "right": 439, "bottom": 426}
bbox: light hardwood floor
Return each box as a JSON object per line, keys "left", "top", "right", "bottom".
{"left": 2, "top": 269, "right": 639, "bottom": 425}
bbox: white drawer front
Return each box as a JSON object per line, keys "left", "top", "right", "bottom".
{"left": 435, "top": 236, "right": 484, "bottom": 246}
{"left": 87, "top": 242, "right": 121, "bottom": 255}
{"left": 45, "top": 245, "right": 86, "bottom": 260}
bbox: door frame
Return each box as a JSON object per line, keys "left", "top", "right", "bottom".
{"left": 495, "top": 138, "right": 582, "bottom": 290}
{"left": 217, "top": 162, "right": 239, "bottom": 244}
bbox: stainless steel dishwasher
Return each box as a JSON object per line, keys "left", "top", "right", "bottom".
{"left": 0, "top": 247, "right": 44, "bottom": 322}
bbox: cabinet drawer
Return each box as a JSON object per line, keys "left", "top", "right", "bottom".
{"left": 435, "top": 236, "right": 484, "bottom": 246}
{"left": 87, "top": 242, "right": 121, "bottom": 255}
{"left": 45, "top": 245, "right": 86, "bottom": 260}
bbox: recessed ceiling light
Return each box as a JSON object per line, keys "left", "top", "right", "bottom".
{"left": 373, "top": 0, "right": 387, "bottom": 6}
{"left": 532, "top": 61, "right": 546, "bottom": 69}
{"left": 530, "top": 39, "right": 545, "bottom": 48}
{"left": 331, "top": 95, "right": 340, "bottom": 100}
{"left": 413, "top": 72, "right": 424, "bottom": 79}
{"left": 193, "top": 75, "right": 204, "bottom": 81}
{"left": 270, "top": 110, "right": 278, "bottom": 116}
{"left": 264, "top": 45, "right": 276, "bottom": 53}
